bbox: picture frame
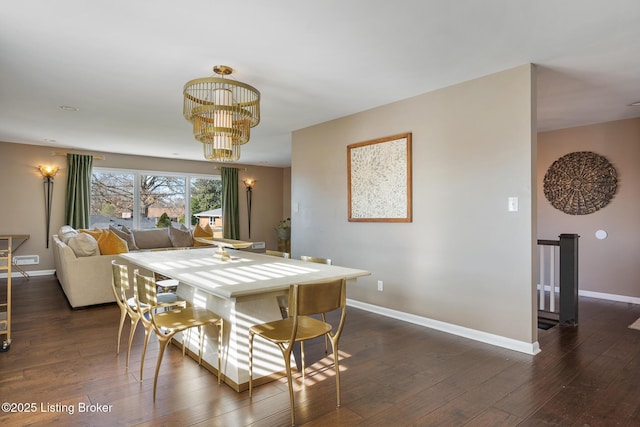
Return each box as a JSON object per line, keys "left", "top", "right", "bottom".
{"left": 347, "top": 132, "right": 412, "bottom": 222}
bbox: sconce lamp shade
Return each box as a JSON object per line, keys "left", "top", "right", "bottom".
{"left": 38, "top": 165, "right": 59, "bottom": 178}
{"left": 243, "top": 178, "right": 256, "bottom": 189}
{"left": 243, "top": 178, "right": 255, "bottom": 237}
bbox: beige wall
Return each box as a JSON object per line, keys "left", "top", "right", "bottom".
{"left": 0, "top": 142, "right": 287, "bottom": 273}
{"left": 292, "top": 65, "right": 538, "bottom": 344}
{"left": 538, "top": 117, "right": 640, "bottom": 298}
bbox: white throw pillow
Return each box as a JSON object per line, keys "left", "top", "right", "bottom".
{"left": 58, "top": 225, "right": 78, "bottom": 244}
{"left": 67, "top": 233, "right": 100, "bottom": 257}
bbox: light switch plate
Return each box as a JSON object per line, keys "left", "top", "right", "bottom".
{"left": 508, "top": 197, "right": 518, "bottom": 212}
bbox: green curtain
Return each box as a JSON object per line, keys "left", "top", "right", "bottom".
{"left": 65, "top": 154, "right": 93, "bottom": 229}
{"left": 221, "top": 167, "right": 240, "bottom": 239}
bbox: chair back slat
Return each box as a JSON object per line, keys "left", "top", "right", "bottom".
{"left": 300, "top": 255, "right": 331, "bottom": 265}
{"left": 292, "top": 278, "right": 345, "bottom": 316}
{"left": 266, "top": 250, "right": 290, "bottom": 258}
{"left": 111, "top": 262, "right": 129, "bottom": 291}
{"left": 135, "top": 271, "right": 158, "bottom": 306}
{"left": 111, "top": 261, "right": 131, "bottom": 304}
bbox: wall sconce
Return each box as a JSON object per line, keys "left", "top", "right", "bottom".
{"left": 243, "top": 179, "right": 256, "bottom": 238}
{"left": 38, "top": 165, "right": 59, "bottom": 248}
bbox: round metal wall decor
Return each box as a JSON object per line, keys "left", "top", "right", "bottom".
{"left": 543, "top": 151, "right": 617, "bottom": 215}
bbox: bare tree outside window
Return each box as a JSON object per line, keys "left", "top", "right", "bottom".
{"left": 90, "top": 169, "right": 222, "bottom": 230}
{"left": 91, "top": 172, "right": 134, "bottom": 228}
{"left": 139, "top": 175, "right": 186, "bottom": 229}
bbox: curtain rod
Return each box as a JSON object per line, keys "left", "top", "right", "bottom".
{"left": 213, "top": 166, "right": 248, "bottom": 171}
{"left": 52, "top": 151, "right": 105, "bottom": 160}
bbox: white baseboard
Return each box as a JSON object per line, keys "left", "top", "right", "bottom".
{"left": 579, "top": 289, "right": 640, "bottom": 305}
{"left": 0, "top": 269, "right": 56, "bottom": 279}
{"left": 347, "top": 299, "right": 541, "bottom": 356}
{"left": 537, "top": 283, "right": 640, "bottom": 305}
{"left": 347, "top": 288, "right": 640, "bottom": 356}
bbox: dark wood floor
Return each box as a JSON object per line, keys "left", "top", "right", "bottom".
{"left": 2, "top": 275, "right": 640, "bottom": 426}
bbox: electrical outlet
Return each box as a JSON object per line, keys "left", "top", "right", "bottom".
{"left": 377, "top": 280, "right": 383, "bottom": 292}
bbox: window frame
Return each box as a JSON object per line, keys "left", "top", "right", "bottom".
{"left": 91, "top": 167, "right": 221, "bottom": 230}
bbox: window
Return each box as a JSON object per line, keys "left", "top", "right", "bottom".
{"left": 90, "top": 168, "right": 221, "bottom": 230}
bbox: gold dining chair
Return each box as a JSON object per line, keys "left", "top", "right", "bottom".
{"left": 299, "top": 255, "right": 333, "bottom": 353}
{"left": 111, "top": 261, "right": 140, "bottom": 368}
{"left": 134, "top": 271, "right": 224, "bottom": 400}
{"left": 265, "top": 249, "right": 290, "bottom": 259}
{"left": 299, "top": 255, "right": 331, "bottom": 265}
{"left": 248, "top": 277, "right": 347, "bottom": 426}
{"left": 111, "top": 261, "right": 186, "bottom": 370}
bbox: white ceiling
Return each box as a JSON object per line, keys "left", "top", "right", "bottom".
{"left": 1, "top": 1, "right": 639, "bottom": 167}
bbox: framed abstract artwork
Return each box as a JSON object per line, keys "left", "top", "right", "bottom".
{"left": 347, "top": 133, "right": 412, "bottom": 222}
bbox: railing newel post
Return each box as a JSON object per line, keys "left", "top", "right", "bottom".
{"left": 559, "top": 233, "right": 580, "bottom": 326}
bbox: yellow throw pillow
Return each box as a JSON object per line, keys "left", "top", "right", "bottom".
{"left": 193, "top": 223, "right": 214, "bottom": 246}
{"left": 79, "top": 228, "right": 105, "bottom": 241}
{"left": 98, "top": 230, "right": 129, "bottom": 255}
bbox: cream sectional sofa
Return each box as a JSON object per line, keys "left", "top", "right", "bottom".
{"left": 52, "top": 225, "right": 212, "bottom": 308}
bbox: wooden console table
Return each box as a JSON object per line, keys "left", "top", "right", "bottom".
{"left": 1, "top": 236, "right": 16, "bottom": 351}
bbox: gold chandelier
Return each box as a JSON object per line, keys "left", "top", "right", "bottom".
{"left": 183, "top": 65, "right": 260, "bottom": 162}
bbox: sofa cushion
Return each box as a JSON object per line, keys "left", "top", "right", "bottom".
{"left": 58, "top": 225, "right": 78, "bottom": 244}
{"left": 109, "top": 225, "right": 139, "bottom": 251}
{"left": 193, "top": 223, "right": 214, "bottom": 246}
{"left": 98, "top": 230, "right": 129, "bottom": 255}
{"left": 168, "top": 224, "right": 194, "bottom": 248}
{"left": 67, "top": 233, "right": 100, "bottom": 257}
{"left": 131, "top": 228, "right": 173, "bottom": 249}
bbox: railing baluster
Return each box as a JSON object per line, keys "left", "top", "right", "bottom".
{"left": 549, "top": 245, "right": 555, "bottom": 312}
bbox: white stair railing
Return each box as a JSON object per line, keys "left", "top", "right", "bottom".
{"left": 537, "top": 241, "right": 559, "bottom": 316}
{"left": 537, "top": 235, "right": 580, "bottom": 326}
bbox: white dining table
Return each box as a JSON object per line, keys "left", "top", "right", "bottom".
{"left": 120, "top": 247, "right": 370, "bottom": 391}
